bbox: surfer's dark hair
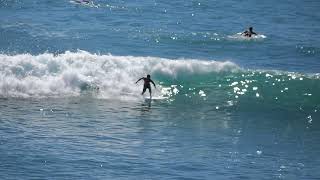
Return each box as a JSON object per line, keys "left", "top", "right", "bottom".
{"left": 147, "top": 74, "right": 150, "bottom": 78}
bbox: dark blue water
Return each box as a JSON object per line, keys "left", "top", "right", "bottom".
{"left": 0, "top": 0, "right": 319, "bottom": 179}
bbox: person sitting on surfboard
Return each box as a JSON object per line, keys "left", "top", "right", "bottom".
{"left": 135, "top": 74, "right": 156, "bottom": 98}
{"left": 242, "top": 27, "right": 257, "bottom": 37}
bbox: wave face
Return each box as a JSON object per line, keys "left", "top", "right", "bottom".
{"left": 0, "top": 51, "right": 319, "bottom": 113}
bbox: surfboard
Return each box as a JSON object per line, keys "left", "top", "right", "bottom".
{"left": 228, "top": 32, "right": 266, "bottom": 40}
{"left": 144, "top": 96, "right": 168, "bottom": 101}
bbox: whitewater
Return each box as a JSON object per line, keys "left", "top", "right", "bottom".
{"left": 0, "top": 51, "right": 237, "bottom": 98}
{"left": 1, "top": 0, "right": 320, "bottom": 179}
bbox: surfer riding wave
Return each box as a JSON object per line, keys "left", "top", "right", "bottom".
{"left": 136, "top": 74, "right": 156, "bottom": 99}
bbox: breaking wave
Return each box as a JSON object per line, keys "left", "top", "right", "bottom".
{"left": 0, "top": 50, "right": 319, "bottom": 116}
{"left": 0, "top": 51, "right": 238, "bottom": 99}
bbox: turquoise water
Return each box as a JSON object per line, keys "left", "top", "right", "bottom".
{"left": 0, "top": 0, "right": 320, "bottom": 179}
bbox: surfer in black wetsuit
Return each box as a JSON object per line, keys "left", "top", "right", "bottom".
{"left": 136, "top": 74, "right": 156, "bottom": 98}
{"left": 242, "top": 27, "right": 257, "bottom": 37}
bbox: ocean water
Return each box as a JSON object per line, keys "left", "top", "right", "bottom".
{"left": 0, "top": 0, "right": 320, "bottom": 179}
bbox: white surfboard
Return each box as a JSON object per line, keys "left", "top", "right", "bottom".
{"left": 144, "top": 96, "right": 168, "bottom": 101}
{"left": 228, "top": 32, "right": 266, "bottom": 40}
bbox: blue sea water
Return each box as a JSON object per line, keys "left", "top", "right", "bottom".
{"left": 0, "top": 0, "right": 320, "bottom": 179}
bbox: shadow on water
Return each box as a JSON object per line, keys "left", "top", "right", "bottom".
{"left": 140, "top": 99, "right": 152, "bottom": 111}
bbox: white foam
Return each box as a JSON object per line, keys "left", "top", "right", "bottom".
{"left": 69, "top": 0, "right": 99, "bottom": 8}
{"left": 228, "top": 32, "right": 267, "bottom": 41}
{"left": 0, "top": 51, "right": 239, "bottom": 98}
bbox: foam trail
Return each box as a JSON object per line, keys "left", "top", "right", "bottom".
{"left": 0, "top": 51, "right": 239, "bottom": 99}
{"left": 227, "top": 32, "right": 267, "bottom": 41}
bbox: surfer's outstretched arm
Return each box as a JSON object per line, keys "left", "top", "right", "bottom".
{"left": 135, "top": 78, "right": 143, "bottom": 84}
{"left": 150, "top": 80, "right": 156, "bottom": 88}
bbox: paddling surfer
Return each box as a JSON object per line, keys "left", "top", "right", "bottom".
{"left": 242, "top": 27, "right": 257, "bottom": 37}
